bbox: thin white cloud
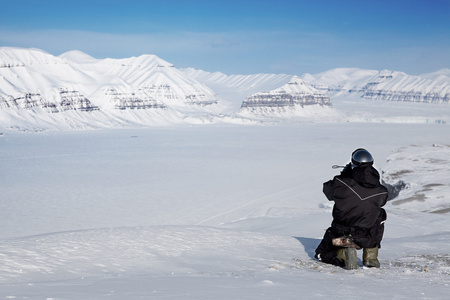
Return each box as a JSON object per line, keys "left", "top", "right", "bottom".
{"left": 0, "top": 28, "right": 332, "bottom": 56}
{"left": 1, "top": 28, "right": 448, "bottom": 75}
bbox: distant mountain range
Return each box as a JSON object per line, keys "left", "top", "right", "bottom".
{"left": 186, "top": 67, "right": 450, "bottom": 105}
{"left": 0, "top": 47, "right": 449, "bottom": 131}
{"left": 302, "top": 68, "right": 450, "bottom": 102}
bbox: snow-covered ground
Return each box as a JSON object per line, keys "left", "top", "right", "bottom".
{"left": 1, "top": 97, "right": 450, "bottom": 299}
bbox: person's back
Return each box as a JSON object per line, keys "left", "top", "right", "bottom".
{"left": 315, "top": 149, "right": 388, "bottom": 270}
{"left": 324, "top": 163, "right": 388, "bottom": 229}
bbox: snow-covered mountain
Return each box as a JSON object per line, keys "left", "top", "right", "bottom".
{"left": 181, "top": 68, "right": 293, "bottom": 111}
{"left": 0, "top": 48, "right": 100, "bottom": 112}
{"left": 0, "top": 48, "right": 221, "bottom": 109}
{"left": 302, "top": 68, "right": 450, "bottom": 103}
{"left": 1, "top": 47, "right": 450, "bottom": 131}
{"left": 84, "top": 54, "right": 220, "bottom": 109}
{"left": 239, "top": 76, "right": 330, "bottom": 109}
{"left": 182, "top": 70, "right": 336, "bottom": 119}
{"left": 237, "top": 76, "right": 336, "bottom": 119}
{"left": 0, "top": 47, "right": 224, "bottom": 130}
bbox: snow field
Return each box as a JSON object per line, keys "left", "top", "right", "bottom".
{"left": 1, "top": 119, "right": 450, "bottom": 298}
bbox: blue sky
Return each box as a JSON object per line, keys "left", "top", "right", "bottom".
{"left": 1, "top": 0, "right": 449, "bottom": 75}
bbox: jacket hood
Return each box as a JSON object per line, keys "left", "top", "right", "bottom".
{"left": 351, "top": 165, "right": 381, "bottom": 188}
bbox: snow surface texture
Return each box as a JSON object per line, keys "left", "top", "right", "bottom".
{"left": 1, "top": 113, "right": 450, "bottom": 298}
{"left": 382, "top": 144, "right": 450, "bottom": 214}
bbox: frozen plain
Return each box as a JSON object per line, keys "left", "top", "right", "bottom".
{"left": 1, "top": 97, "right": 450, "bottom": 299}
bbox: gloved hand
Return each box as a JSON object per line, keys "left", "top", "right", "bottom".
{"left": 341, "top": 163, "right": 352, "bottom": 176}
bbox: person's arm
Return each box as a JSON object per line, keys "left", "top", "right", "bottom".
{"left": 323, "top": 179, "right": 335, "bottom": 201}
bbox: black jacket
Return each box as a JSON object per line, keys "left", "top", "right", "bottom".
{"left": 323, "top": 164, "right": 388, "bottom": 229}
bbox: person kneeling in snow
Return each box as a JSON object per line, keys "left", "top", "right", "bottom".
{"left": 315, "top": 148, "right": 388, "bottom": 269}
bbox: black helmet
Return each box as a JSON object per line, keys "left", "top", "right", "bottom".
{"left": 351, "top": 148, "right": 373, "bottom": 167}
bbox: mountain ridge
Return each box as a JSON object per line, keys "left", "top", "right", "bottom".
{"left": 1, "top": 47, "right": 449, "bottom": 131}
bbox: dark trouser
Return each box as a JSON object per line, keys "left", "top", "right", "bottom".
{"left": 315, "top": 209, "right": 386, "bottom": 266}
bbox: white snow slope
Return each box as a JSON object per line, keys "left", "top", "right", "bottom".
{"left": 1, "top": 95, "right": 450, "bottom": 299}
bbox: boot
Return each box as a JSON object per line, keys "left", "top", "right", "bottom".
{"left": 363, "top": 247, "right": 380, "bottom": 268}
{"left": 332, "top": 236, "right": 361, "bottom": 249}
{"left": 336, "top": 247, "right": 359, "bottom": 270}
